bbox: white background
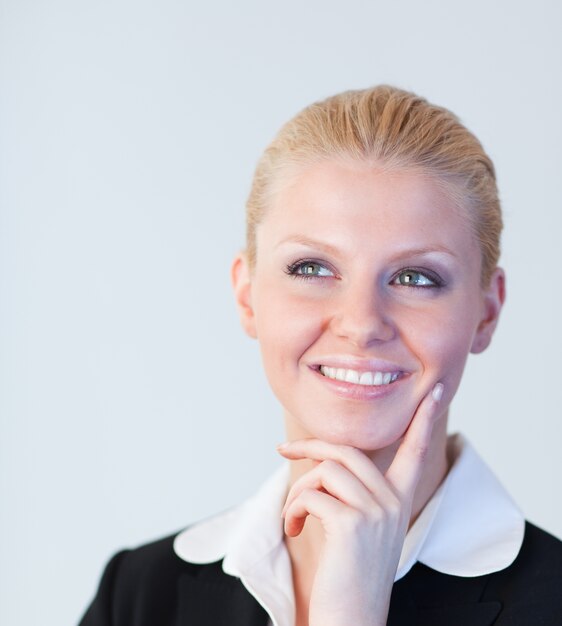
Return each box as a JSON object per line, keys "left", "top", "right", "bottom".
{"left": 1, "top": 1, "right": 561, "bottom": 625}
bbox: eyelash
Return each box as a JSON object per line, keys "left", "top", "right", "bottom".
{"left": 392, "top": 268, "right": 444, "bottom": 289}
{"left": 284, "top": 259, "right": 335, "bottom": 281}
{"left": 284, "top": 259, "right": 445, "bottom": 289}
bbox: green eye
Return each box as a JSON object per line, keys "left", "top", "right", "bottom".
{"left": 299, "top": 263, "right": 324, "bottom": 275}
{"left": 395, "top": 270, "right": 436, "bottom": 287}
{"left": 286, "top": 261, "right": 335, "bottom": 278}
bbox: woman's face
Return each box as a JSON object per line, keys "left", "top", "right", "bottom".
{"left": 233, "top": 160, "right": 504, "bottom": 451}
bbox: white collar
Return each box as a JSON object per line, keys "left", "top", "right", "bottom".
{"left": 174, "top": 434, "right": 525, "bottom": 626}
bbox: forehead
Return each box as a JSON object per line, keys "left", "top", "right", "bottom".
{"left": 257, "top": 159, "right": 478, "bottom": 260}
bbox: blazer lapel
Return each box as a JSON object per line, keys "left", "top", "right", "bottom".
{"left": 175, "top": 560, "right": 504, "bottom": 626}
{"left": 407, "top": 602, "right": 502, "bottom": 626}
{"left": 176, "top": 562, "right": 269, "bottom": 626}
{"left": 388, "top": 563, "right": 502, "bottom": 626}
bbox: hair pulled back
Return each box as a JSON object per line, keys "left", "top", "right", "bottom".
{"left": 245, "top": 85, "right": 502, "bottom": 286}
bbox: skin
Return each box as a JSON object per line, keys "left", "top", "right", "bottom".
{"left": 231, "top": 160, "right": 505, "bottom": 626}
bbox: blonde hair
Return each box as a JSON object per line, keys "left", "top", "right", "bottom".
{"left": 245, "top": 85, "right": 502, "bottom": 286}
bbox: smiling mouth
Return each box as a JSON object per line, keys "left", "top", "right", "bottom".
{"left": 318, "top": 365, "right": 401, "bottom": 386}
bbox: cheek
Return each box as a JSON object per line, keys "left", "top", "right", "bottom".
{"left": 253, "top": 287, "right": 323, "bottom": 375}
{"left": 410, "top": 307, "right": 477, "bottom": 387}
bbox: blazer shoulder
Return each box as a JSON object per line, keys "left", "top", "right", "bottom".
{"left": 79, "top": 531, "right": 226, "bottom": 626}
{"left": 483, "top": 521, "right": 562, "bottom": 624}
{"left": 80, "top": 530, "right": 269, "bottom": 626}
{"left": 514, "top": 521, "right": 562, "bottom": 575}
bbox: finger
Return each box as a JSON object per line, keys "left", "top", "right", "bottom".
{"left": 385, "top": 382, "right": 444, "bottom": 498}
{"left": 283, "top": 487, "right": 347, "bottom": 537}
{"left": 281, "top": 459, "right": 397, "bottom": 518}
{"left": 277, "top": 439, "right": 389, "bottom": 496}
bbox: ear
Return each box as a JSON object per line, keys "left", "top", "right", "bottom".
{"left": 470, "top": 267, "right": 506, "bottom": 354}
{"left": 231, "top": 251, "right": 258, "bottom": 339}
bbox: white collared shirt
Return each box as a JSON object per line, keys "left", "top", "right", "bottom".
{"left": 174, "top": 434, "right": 525, "bottom": 626}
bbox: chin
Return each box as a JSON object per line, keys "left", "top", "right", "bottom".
{"left": 291, "top": 411, "right": 413, "bottom": 453}
{"left": 323, "top": 430, "right": 405, "bottom": 453}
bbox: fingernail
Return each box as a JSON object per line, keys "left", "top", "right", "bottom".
{"left": 276, "top": 442, "right": 289, "bottom": 451}
{"left": 432, "top": 383, "right": 444, "bottom": 402}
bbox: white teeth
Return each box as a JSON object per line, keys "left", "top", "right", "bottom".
{"left": 359, "top": 371, "right": 373, "bottom": 385}
{"left": 319, "top": 366, "right": 400, "bottom": 386}
{"left": 335, "top": 368, "right": 346, "bottom": 381}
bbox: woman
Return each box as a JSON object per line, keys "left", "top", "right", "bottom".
{"left": 79, "top": 86, "right": 562, "bottom": 626}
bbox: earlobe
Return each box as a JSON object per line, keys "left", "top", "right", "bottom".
{"left": 231, "top": 252, "right": 258, "bottom": 339}
{"left": 470, "top": 268, "right": 506, "bottom": 354}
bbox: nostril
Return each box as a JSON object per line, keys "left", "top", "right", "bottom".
{"left": 332, "top": 320, "right": 396, "bottom": 347}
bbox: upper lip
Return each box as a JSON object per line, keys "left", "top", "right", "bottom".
{"left": 309, "top": 356, "right": 410, "bottom": 373}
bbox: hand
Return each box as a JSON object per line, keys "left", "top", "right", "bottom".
{"left": 277, "top": 382, "right": 444, "bottom": 626}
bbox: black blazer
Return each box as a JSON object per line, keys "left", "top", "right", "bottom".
{"left": 79, "top": 522, "right": 562, "bottom": 626}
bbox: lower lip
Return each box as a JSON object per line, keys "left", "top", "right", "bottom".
{"left": 310, "top": 366, "right": 407, "bottom": 401}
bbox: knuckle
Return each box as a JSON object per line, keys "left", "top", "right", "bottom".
{"left": 346, "top": 446, "right": 365, "bottom": 463}
{"left": 367, "top": 506, "right": 386, "bottom": 525}
{"left": 320, "top": 459, "right": 338, "bottom": 474}
{"left": 335, "top": 444, "right": 363, "bottom": 463}
{"left": 341, "top": 508, "right": 364, "bottom": 531}
{"left": 301, "top": 487, "right": 317, "bottom": 501}
{"left": 367, "top": 496, "right": 402, "bottom": 525}
{"left": 386, "top": 496, "right": 402, "bottom": 520}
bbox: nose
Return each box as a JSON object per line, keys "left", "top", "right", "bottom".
{"left": 330, "top": 282, "right": 396, "bottom": 348}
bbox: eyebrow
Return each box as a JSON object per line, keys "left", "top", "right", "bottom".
{"left": 275, "top": 236, "right": 342, "bottom": 255}
{"left": 276, "top": 235, "right": 459, "bottom": 261}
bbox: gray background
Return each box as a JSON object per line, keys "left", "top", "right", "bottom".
{"left": 1, "top": 1, "right": 561, "bottom": 625}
